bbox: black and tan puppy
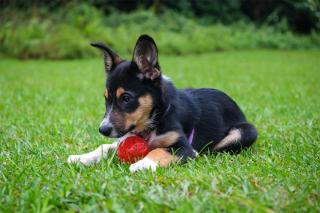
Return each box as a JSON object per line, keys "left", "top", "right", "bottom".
{"left": 68, "top": 35, "right": 257, "bottom": 172}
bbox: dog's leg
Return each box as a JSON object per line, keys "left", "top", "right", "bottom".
{"left": 129, "top": 131, "right": 198, "bottom": 173}
{"left": 67, "top": 142, "right": 118, "bottom": 165}
{"left": 129, "top": 148, "right": 179, "bottom": 173}
{"left": 67, "top": 133, "right": 133, "bottom": 165}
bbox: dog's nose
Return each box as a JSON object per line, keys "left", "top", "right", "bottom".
{"left": 99, "top": 123, "right": 113, "bottom": 136}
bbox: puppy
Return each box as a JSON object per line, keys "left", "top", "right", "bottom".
{"left": 68, "top": 35, "right": 257, "bottom": 172}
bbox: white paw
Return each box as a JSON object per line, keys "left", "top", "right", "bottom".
{"left": 129, "top": 158, "right": 158, "bottom": 173}
{"left": 67, "top": 154, "right": 97, "bottom": 166}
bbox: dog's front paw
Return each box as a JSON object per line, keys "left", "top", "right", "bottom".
{"left": 129, "top": 158, "right": 158, "bottom": 173}
{"left": 67, "top": 154, "right": 96, "bottom": 166}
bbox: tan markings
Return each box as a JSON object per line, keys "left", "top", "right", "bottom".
{"left": 149, "top": 131, "right": 180, "bottom": 150}
{"left": 146, "top": 148, "right": 179, "bottom": 168}
{"left": 111, "top": 110, "right": 125, "bottom": 130}
{"left": 125, "top": 94, "right": 153, "bottom": 132}
{"left": 213, "top": 129, "right": 241, "bottom": 150}
{"left": 116, "top": 87, "right": 125, "bottom": 98}
{"left": 104, "top": 89, "right": 108, "bottom": 98}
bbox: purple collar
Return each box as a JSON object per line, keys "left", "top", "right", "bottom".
{"left": 188, "top": 128, "right": 195, "bottom": 145}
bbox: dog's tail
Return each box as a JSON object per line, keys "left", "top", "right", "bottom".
{"left": 213, "top": 122, "right": 257, "bottom": 152}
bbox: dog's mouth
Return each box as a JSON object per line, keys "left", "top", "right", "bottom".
{"left": 133, "top": 129, "right": 153, "bottom": 142}
{"left": 125, "top": 125, "right": 153, "bottom": 143}
{"left": 118, "top": 109, "right": 157, "bottom": 141}
{"left": 127, "top": 124, "right": 136, "bottom": 133}
{"left": 113, "top": 121, "right": 154, "bottom": 142}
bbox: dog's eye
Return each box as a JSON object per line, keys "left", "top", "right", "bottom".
{"left": 122, "top": 93, "right": 131, "bottom": 103}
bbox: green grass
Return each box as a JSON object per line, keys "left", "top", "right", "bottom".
{"left": 0, "top": 50, "right": 319, "bottom": 212}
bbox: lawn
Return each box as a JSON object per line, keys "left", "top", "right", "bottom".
{"left": 0, "top": 50, "right": 319, "bottom": 212}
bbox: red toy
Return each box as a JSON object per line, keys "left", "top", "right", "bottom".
{"left": 117, "top": 135, "right": 149, "bottom": 163}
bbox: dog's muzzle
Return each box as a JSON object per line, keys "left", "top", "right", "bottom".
{"left": 99, "top": 117, "right": 118, "bottom": 138}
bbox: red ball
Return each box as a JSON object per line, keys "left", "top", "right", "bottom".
{"left": 117, "top": 135, "right": 149, "bottom": 163}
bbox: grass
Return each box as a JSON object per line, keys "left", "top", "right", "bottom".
{"left": 0, "top": 50, "right": 319, "bottom": 212}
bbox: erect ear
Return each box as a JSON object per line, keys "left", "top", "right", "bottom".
{"left": 90, "top": 42, "right": 122, "bottom": 74}
{"left": 132, "top": 35, "right": 161, "bottom": 80}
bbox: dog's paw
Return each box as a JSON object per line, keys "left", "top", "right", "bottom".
{"left": 67, "top": 154, "right": 96, "bottom": 166}
{"left": 129, "top": 158, "right": 158, "bottom": 173}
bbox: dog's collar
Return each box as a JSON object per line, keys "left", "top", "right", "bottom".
{"left": 188, "top": 128, "right": 195, "bottom": 145}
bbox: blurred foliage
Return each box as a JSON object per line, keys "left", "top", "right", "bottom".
{"left": 2, "top": 0, "right": 319, "bottom": 33}
{"left": 0, "top": 2, "right": 319, "bottom": 59}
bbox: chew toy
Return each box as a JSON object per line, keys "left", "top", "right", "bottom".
{"left": 117, "top": 135, "right": 149, "bottom": 163}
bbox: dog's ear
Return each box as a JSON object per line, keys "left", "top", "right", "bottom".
{"left": 91, "top": 42, "right": 122, "bottom": 74}
{"left": 132, "top": 35, "right": 161, "bottom": 80}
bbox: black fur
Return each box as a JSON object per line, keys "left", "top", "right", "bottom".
{"left": 92, "top": 35, "right": 258, "bottom": 162}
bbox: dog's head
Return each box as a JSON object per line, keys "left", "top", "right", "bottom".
{"left": 91, "top": 35, "right": 163, "bottom": 138}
